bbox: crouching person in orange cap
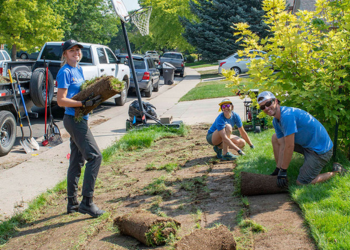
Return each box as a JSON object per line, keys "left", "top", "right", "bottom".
{"left": 206, "top": 98, "right": 254, "bottom": 161}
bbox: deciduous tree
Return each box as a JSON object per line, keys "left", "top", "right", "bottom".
{"left": 0, "top": 0, "right": 63, "bottom": 60}
{"left": 224, "top": 0, "right": 350, "bottom": 153}
{"left": 137, "top": 0, "right": 194, "bottom": 51}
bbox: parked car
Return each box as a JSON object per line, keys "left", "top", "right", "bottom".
{"left": 128, "top": 55, "right": 160, "bottom": 97}
{"left": 158, "top": 52, "right": 185, "bottom": 77}
{"left": 0, "top": 50, "right": 11, "bottom": 75}
{"left": 218, "top": 50, "right": 267, "bottom": 75}
{"left": 16, "top": 50, "right": 40, "bottom": 60}
{"left": 145, "top": 50, "right": 159, "bottom": 62}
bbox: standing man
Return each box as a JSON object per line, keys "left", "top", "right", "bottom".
{"left": 257, "top": 91, "right": 347, "bottom": 187}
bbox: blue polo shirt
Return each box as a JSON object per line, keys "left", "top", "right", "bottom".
{"left": 273, "top": 106, "right": 333, "bottom": 154}
{"left": 57, "top": 64, "right": 88, "bottom": 120}
{"left": 208, "top": 111, "right": 243, "bottom": 134}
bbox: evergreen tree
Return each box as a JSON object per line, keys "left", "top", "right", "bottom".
{"left": 180, "top": 0, "right": 270, "bottom": 61}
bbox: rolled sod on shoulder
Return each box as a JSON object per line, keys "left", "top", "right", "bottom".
{"left": 240, "top": 171, "right": 288, "bottom": 196}
{"left": 114, "top": 210, "right": 181, "bottom": 246}
{"left": 175, "top": 225, "right": 236, "bottom": 250}
{"left": 72, "top": 75, "right": 124, "bottom": 120}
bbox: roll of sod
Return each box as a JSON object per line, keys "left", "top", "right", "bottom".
{"left": 240, "top": 171, "right": 288, "bottom": 196}
{"left": 175, "top": 225, "right": 236, "bottom": 250}
{"left": 72, "top": 76, "right": 124, "bottom": 120}
{"left": 114, "top": 210, "right": 181, "bottom": 246}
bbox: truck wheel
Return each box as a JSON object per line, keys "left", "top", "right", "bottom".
{"left": 180, "top": 70, "right": 184, "bottom": 77}
{"left": 30, "top": 68, "right": 54, "bottom": 108}
{"left": 115, "top": 82, "right": 128, "bottom": 106}
{"left": 0, "top": 111, "right": 17, "bottom": 156}
{"left": 20, "top": 53, "right": 28, "bottom": 59}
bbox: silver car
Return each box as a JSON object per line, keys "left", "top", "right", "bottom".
{"left": 129, "top": 55, "right": 160, "bottom": 98}
{"left": 218, "top": 50, "right": 267, "bottom": 75}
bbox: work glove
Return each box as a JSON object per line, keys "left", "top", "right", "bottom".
{"left": 237, "top": 149, "right": 245, "bottom": 156}
{"left": 81, "top": 94, "right": 102, "bottom": 108}
{"left": 270, "top": 167, "right": 280, "bottom": 176}
{"left": 277, "top": 168, "right": 288, "bottom": 188}
{"left": 250, "top": 144, "right": 255, "bottom": 149}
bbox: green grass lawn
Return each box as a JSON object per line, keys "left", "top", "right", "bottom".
{"left": 236, "top": 129, "right": 350, "bottom": 250}
{"left": 179, "top": 79, "right": 235, "bottom": 102}
{"left": 186, "top": 61, "right": 217, "bottom": 68}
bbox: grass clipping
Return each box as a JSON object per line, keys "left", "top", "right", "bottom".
{"left": 71, "top": 76, "right": 124, "bottom": 121}
{"left": 114, "top": 210, "right": 181, "bottom": 246}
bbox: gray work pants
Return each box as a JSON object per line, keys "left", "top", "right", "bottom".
{"left": 63, "top": 115, "right": 102, "bottom": 198}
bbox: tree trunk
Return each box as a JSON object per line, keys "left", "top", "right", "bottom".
{"left": 11, "top": 44, "right": 16, "bottom": 61}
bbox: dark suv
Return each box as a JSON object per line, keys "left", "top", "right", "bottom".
{"left": 128, "top": 55, "right": 160, "bottom": 97}
{"left": 158, "top": 52, "right": 185, "bottom": 77}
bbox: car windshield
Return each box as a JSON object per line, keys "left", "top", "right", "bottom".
{"left": 147, "top": 52, "right": 157, "bottom": 54}
{"left": 163, "top": 53, "right": 182, "bottom": 59}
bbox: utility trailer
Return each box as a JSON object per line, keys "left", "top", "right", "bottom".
{"left": 0, "top": 70, "right": 53, "bottom": 156}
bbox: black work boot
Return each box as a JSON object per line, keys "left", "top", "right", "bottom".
{"left": 78, "top": 196, "right": 105, "bottom": 218}
{"left": 67, "top": 196, "right": 79, "bottom": 214}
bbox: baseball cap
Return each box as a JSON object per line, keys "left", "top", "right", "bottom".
{"left": 218, "top": 98, "right": 232, "bottom": 106}
{"left": 62, "top": 39, "right": 83, "bottom": 52}
{"left": 257, "top": 91, "right": 276, "bottom": 104}
{"left": 218, "top": 98, "right": 233, "bottom": 112}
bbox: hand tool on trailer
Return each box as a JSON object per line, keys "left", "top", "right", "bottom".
{"left": 15, "top": 73, "right": 40, "bottom": 150}
{"left": 8, "top": 69, "right": 34, "bottom": 153}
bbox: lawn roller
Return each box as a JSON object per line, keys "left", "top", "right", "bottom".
{"left": 243, "top": 89, "right": 268, "bottom": 133}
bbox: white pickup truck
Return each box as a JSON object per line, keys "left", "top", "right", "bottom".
{"left": 1, "top": 42, "right": 130, "bottom": 107}
{"left": 0, "top": 42, "right": 130, "bottom": 156}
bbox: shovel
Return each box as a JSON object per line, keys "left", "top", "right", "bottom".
{"left": 15, "top": 73, "right": 40, "bottom": 151}
{"left": 8, "top": 70, "right": 34, "bottom": 153}
{"left": 47, "top": 80, "right": 63, "bottom": 146}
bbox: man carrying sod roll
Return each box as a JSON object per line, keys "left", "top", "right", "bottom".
{"left": 257, "top": 91, "right": 348, "bottom": 187}
{"left": 206, "top": 98, "right": 254, "bottom": 161}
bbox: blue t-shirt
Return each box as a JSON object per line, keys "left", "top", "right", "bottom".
{"left": 56, "top": 64, "right": 88, "bottom": 120}
{"left": 208, "top": 111, "right": 243, "bottom": 134}
{"left": 273, "top": 106, "right": 333, "bottom": 154}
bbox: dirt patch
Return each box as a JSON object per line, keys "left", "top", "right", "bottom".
{"left": 175, "top": 225, "right": 236, "bottom": 250}
{"left": 1, "top": 125, "right": 315, "bottom": 249}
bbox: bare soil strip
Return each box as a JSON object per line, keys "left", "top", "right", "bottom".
{"left": 2, "top": 125, "right": 314, "bottom": 249}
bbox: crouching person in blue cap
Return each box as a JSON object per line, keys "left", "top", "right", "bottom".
{"left": 257, "top": 91, "right": 347, "bottom": 187}
{"left": 206, "top": 98, "right": 254, "bottom": 161}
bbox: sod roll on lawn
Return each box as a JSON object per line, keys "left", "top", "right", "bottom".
{"left": 241, "top": 171, "right": 288, "bottom": 196}
{"left": 114, "top": 210, "right": 181, "bottom": 246}
{"left": 72, "top": 75, "right": 124, "bottom": 120}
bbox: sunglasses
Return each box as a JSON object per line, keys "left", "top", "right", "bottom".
{"left": 221, "top": 104, "right": 231, "bottom": 109}
{"left": 260, "top": 99, "right": 275, "bottom": 110}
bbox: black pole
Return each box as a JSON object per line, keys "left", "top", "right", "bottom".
{"left": 121, "top": 20, "right": 146, "bottom": 124}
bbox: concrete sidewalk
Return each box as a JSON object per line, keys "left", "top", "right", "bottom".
{"left": 0, "top": 66, "right": 247, "bottom": 220}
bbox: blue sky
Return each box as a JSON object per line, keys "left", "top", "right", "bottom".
{"left": 123, "top": 0, "right": 141, "bottom": 11}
